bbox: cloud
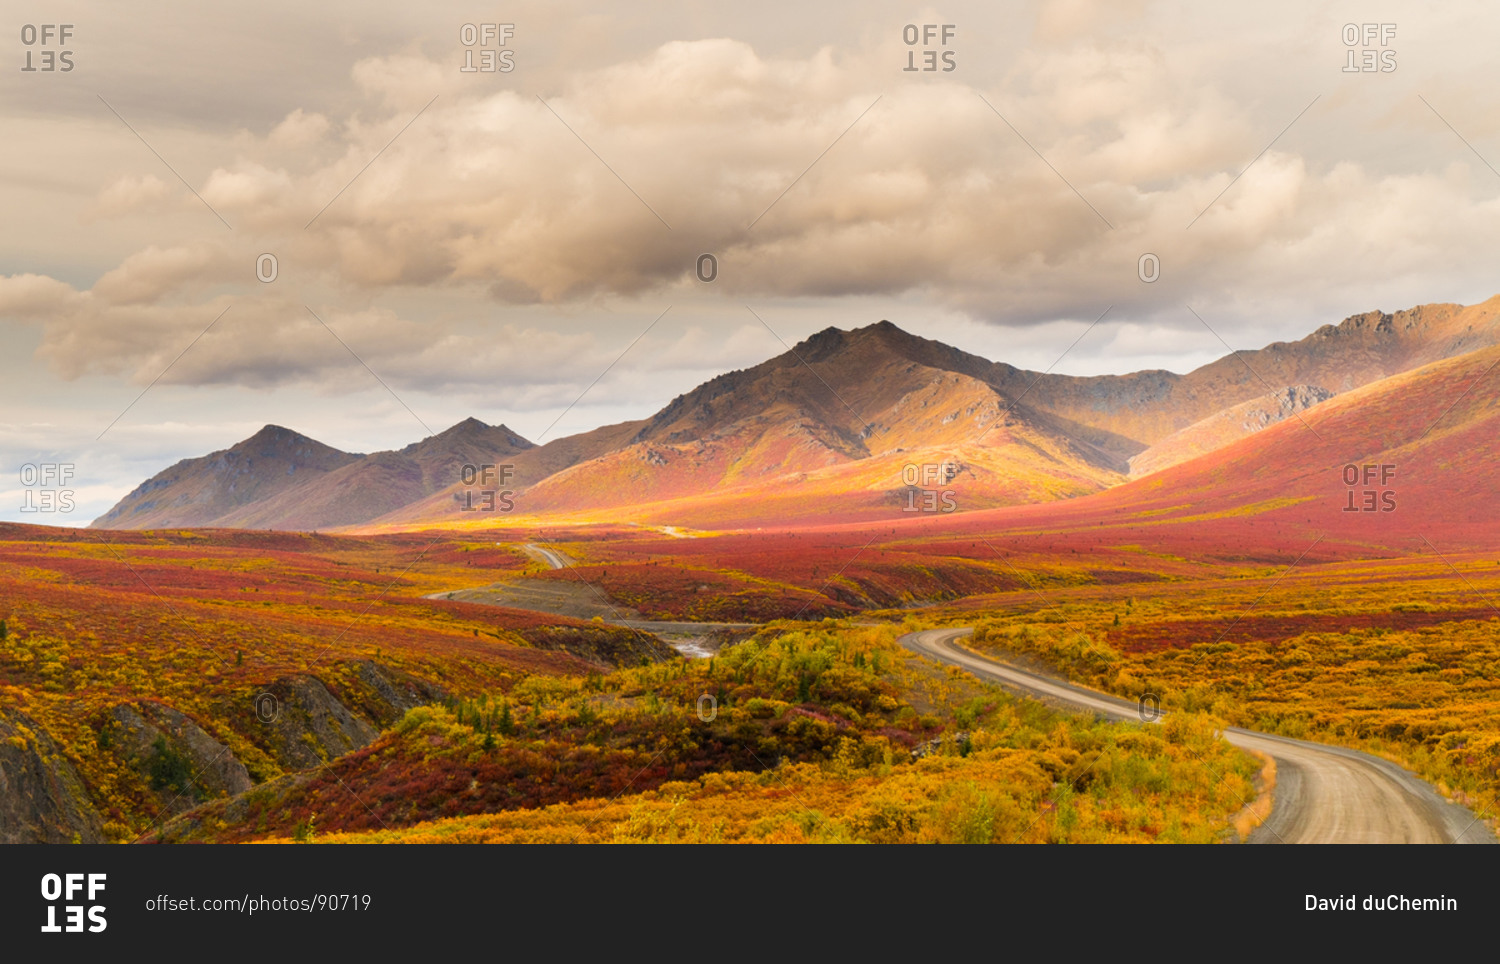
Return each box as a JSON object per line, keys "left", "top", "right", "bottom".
{"left": 255, "top": 40, "right": 1500, "bottom": 319}
{"left": 90, "top": 243, "right": 240, "bottom": 306}
{"left": 268, "top": 108, "right": 331, "bottom": 149}
{"left": 0, "top": 276, "right": 619, "bottom": 398}
{"left": 91, "top": 174, "right": 173, "bottom": 218}
{"left": 200, "top": 164, "right": 298, "bottom": 222}
{"left": 1034, "top": 0, "right": 1151, "bottom": 44}
{"left": 4, "top": 31, "right": 1499, "bottom": 394}
{"left": 0, "top": 274, "right": 82, "bottom": 318}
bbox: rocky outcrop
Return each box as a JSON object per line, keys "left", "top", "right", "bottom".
{"left": 104, "top": 702, "right": 252, "bottom": 811}
{"left": 0, "top": 708, "right": 104, "bottom": 844}
{"left": 206, "top": 660, "right": 451, "bottom": 774}
{"left": 334, "top": 660, "right": 448, "bottom": 728}
{"left": 518, "top": 623, "right": 681, "bottom": 667}
{"left": 233, "top": 675, "right": 379, "bottom": 770}
{"left": 2, "top": 659, "right": 448, "bottom": 843}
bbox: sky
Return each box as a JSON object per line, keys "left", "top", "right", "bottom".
{"left": 2, "top": 0, "right": 1498, "bottom": 523}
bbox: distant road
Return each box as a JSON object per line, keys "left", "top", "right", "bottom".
{"left": 900, "top": 627, "right": 1497, "bottom": 845}
{"left": 439, "top": 546, "right": 751, "bottom": 658}
{"left": 520, "top": 543, "right": 572, "bottom": 570}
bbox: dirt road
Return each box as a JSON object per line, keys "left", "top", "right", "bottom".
{"left": 901, "top": 627, "right": 1497, "bottom": 844}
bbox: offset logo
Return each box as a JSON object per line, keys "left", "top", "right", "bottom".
{"left": 1343, "top": 463, "right": 1396, "bottom": 512}
{"left": 1342, "top": 23, "right": 1397, "bottom": 73}
{"left": 902, "top": 461, "right": 958, "bottom": 513}
{"left": 19, "top": 462, "right": 76, "bottom": 513}
{"left": 901, "top": 24, "right": 956, "bottom": 72}
{"left": 19, "top": 24, "right": 75, "bottom": 72}
{"left": 458, "top": 463, "right": 515, "bottom": 513}
{"left": 459, "top": 23, "right": 516, "bottom": 73}
{"left": 40, "top": 873, "right": 107, "bottom": 933}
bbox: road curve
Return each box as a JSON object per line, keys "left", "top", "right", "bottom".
{"left": 901, "top": 628, "right": 1497, "bottom": 845}
{"left": 520, "top": 543, "right": 572, "bottom": 570}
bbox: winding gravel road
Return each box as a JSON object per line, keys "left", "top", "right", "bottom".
{"left": 901, "top": 627, "right": 1497, "bottom": 845}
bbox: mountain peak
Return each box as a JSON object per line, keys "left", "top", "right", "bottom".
{"left": 433, "top": 417, "right": 532, "bottom": 445}
{"left": 439, "top": 416, "right": 491, "bottom": 437}
{"left": 401, "top": 418, "right": 535, "bottom": 458}
{"left": 852, "top": 318, "right": 923, "bottom": 347}
{"left": 239, "top": 424, "right": 326, "bottom": 451}
{"left": 782, "top": 321, "right": 917, "bottom": 363}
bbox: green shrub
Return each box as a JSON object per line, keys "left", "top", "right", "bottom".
{"left": 147, "top": 737, "right": 194, "bottom": 796}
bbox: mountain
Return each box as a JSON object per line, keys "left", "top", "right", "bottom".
{"left": 210, "top": 418, "right": 535, "bottom": 529}
{"left": 92, "top": 425, "right": 360, "bottom": 529}
{"left": 92, "top": 419, "right": 533, "bottom": 530}
{"left": 94, "top": 296, "right": 1500, "bottom": 531}
{"left": 1108, "top": 339, "right": 1500, "bottom": 543}
{"left": 376, "top": 320, "right": 1132, "bottom": 527}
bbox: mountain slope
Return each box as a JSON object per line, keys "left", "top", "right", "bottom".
{"left": 918, "top": 339, "right": 1500, "bottom": 554}
{"left": 91, "top": 425, "right": 360, "bottom": 529}
{"left": 1127, "top": 385, "right": 1334, "bottom": 477}
{"left": 1110, "top": 339, "right": 1500, "bottom": 543}
{"left": 365, "top": 418, "right": 652, "bottom": 525}
{"left": 382, "top": 297, "right": 1500, "bottom": 528}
